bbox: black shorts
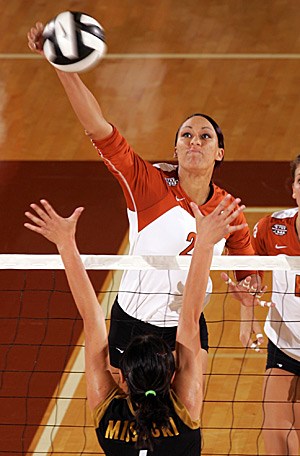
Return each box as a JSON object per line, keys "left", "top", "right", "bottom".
{"left": 108, "top": 297, "right": 209, "bottom": 368}
{"left": 266, "top": 339, "right": 300, "bottom": 376}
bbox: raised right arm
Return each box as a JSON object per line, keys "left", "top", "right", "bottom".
{"left": 27, "top": 22, "right": 112, "bottom": 140}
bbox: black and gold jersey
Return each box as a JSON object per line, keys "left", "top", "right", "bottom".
{"left": 93, "top": 387, "right": 201, "bottom": 455}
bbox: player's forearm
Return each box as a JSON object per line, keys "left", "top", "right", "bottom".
{"left": 181, "top": 241, "right": 213, "bottom": 327}
{"left": 55, "top": 70, "right": 113, "bottom": 140}
{"left": 58, "top": 240, "right": 106, "bottom": 330}
{"left": 240, "top": 303, "right": 255, "bottom": 321}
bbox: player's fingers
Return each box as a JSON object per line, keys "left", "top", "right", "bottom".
{"left": 220, "top": 197, "right": 241, "bottom": 217}
{"left": 250, "top": 338, "right": 262, "bottom": 352}
{"left": 258, "top": 300, "right": 275, "bottom": 308}
{"left": 27, "top": 31, "right": 34, "bottom": 42}
{"left": 29, "top": 203, "right": 49, "bottom": 220}
{"left": 227, "top": 222, "right": 248, "bottom": 233}
{"left": 27, "top": 28, "right": 35, "bottom": 40}
{"left": 221, "top": 272, "right": 231, "bottom": 284}
{"left": 255, "top": 291, "right": 263, "bottom": 298}
{"left": 225, "top": 276, "right": 234, "bottom": 286}
{"left": 220, "top": 200, "right": 242, "bottom": 221}
{"left": 250, "top": 332, "right": 264, "bottom": 352}
{"left": 28, "top": 27, "right": 40, "bottom": 42}
{"left": 249, "top": 285, "right": 259, "bottom": 296}
{"left": 224, "top": 203, "right": 245, "bottom": 223}
{"left": 69, "top": 207, "right": 85, "bottom": 223}
{"left": 256, "top": 333, "right": 264, "bottom": 345}
{"left": 254, "top": 285, "right": 268, "bottom": 298}
{"left": 190, "top": 201, "right": 204, "bottom": 219}
{"left": 24, "top": 211, "right": 45, "bottom": 227}
{"left": 36, "top": 22, "right": 44, "bottom": 32}
{"left": 27, "top": 26, "right": 44, "bottom": 53}
{"left": 40, "top": 199, "right": 59, "bottom": 219}
{"left": 24, "top": 222, "right": 43, "bottom": 234}
{"left": 27, "top": 33, "right": 37, "bottom": 51}
{"left": 239, "top": 276, "right": 251, "bottom": 290}
{"left": 212, "top": 194, "right": 233, "bottom": 216}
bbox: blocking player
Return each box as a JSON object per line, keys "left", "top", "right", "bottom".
{"left": 25, "top": 196, "right": 247, "bottom": 455}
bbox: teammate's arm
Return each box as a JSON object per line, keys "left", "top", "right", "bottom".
{"left": 27, "top": 22, "right": 112, "bottom": 140}
{"left": 238, "top": 218, "right": 269, "bottom": 350}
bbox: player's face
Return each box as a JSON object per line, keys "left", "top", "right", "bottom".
{"left": 175, "top": 116, "right": 224, "bottom": 174}
{"left": 292, "top": 165, "right": 300, "bottom": 207}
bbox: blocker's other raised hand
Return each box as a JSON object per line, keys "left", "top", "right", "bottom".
{"left": 190, "top": 194, "right": 247, "bottom": 247}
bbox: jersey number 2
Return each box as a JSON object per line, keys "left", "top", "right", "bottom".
{"left": 180, "top": 232, "right": 196, "bottom": 256}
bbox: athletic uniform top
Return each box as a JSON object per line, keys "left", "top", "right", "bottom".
{"left": 92, "top": 127, "right": 255, "bottom": 327}
{"left": 252, "top": 208, "right": 300, "bottom": 361}
{"left": 93, "top": 387, "right": 201, "bottom": 456}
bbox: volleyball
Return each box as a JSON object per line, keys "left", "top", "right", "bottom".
{"left": 42, "top": 11, "right": 107, "bottom": 73}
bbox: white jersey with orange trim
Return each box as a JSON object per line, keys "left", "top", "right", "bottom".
{"left": 93, "top": 126, "right": 255, "bottom": 327}
{"left": 252, "top": 208, "right": 300, "bottom": 361}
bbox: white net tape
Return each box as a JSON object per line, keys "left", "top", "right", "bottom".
{"left": 1, "top": 254, "right": 300, "bottom": 270}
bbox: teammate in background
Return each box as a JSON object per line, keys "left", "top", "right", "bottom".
{"left": 27, "top": 22, "right": 263, "bottom": 374}
{"left": 24, "top": 196, "right": 247, "bottom": 455}
{"left": 251, "top": 155, "right": 300, "bottom": 455}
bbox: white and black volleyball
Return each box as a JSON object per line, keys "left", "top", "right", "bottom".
{"left": 42, "top": 11, "right": 107, "bottom": 73}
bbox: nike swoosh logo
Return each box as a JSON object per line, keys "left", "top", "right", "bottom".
{"left": 176, "top": 196, "right": 185, "bottom": 202}
{"left": 275, "top": 244, "right": 287, "bottom": 249}
{"left": 116, "top": 347, "right": 124, "bottom": 353}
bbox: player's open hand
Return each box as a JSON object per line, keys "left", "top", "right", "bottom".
{"left": 190, "top": 194, "right": 247, "bottom": 247}
{"left": 220, "top": 272, "right": 273, "bottom": 308}
{"left": 24, "top": 199, "right": 84, "bottom": 249}
{"left": 27, "top": 22, "right": 44, "bottom": 54}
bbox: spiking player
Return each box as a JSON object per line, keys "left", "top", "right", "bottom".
{"left": 27, "top": 21, "right": 263, "bottom": 380}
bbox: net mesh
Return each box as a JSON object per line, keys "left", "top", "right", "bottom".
{"left": 0, "top": 254, "right": 299, "bottom": 456}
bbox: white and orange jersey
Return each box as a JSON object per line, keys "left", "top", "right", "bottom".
{"left": 93, "top": 127, "right": 255, "bottom": 326}
{"left": 252, "top": 208, "right": 300, "bottom": 361}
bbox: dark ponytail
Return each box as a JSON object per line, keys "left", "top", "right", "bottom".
{"left": 120, "top": 334, "right": 175, "bottom": 450}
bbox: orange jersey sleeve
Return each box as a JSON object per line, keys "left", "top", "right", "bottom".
{"left": 92, "top": 126, "right": 168, "bottom": 212}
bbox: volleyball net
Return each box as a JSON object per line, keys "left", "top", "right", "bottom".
{"left": 0, "top": 254, "right": 299, "bottom": 456}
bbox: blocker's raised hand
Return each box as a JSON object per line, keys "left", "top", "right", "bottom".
{"left": 24, "top": 199, "right": 84, "bottom": 249}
